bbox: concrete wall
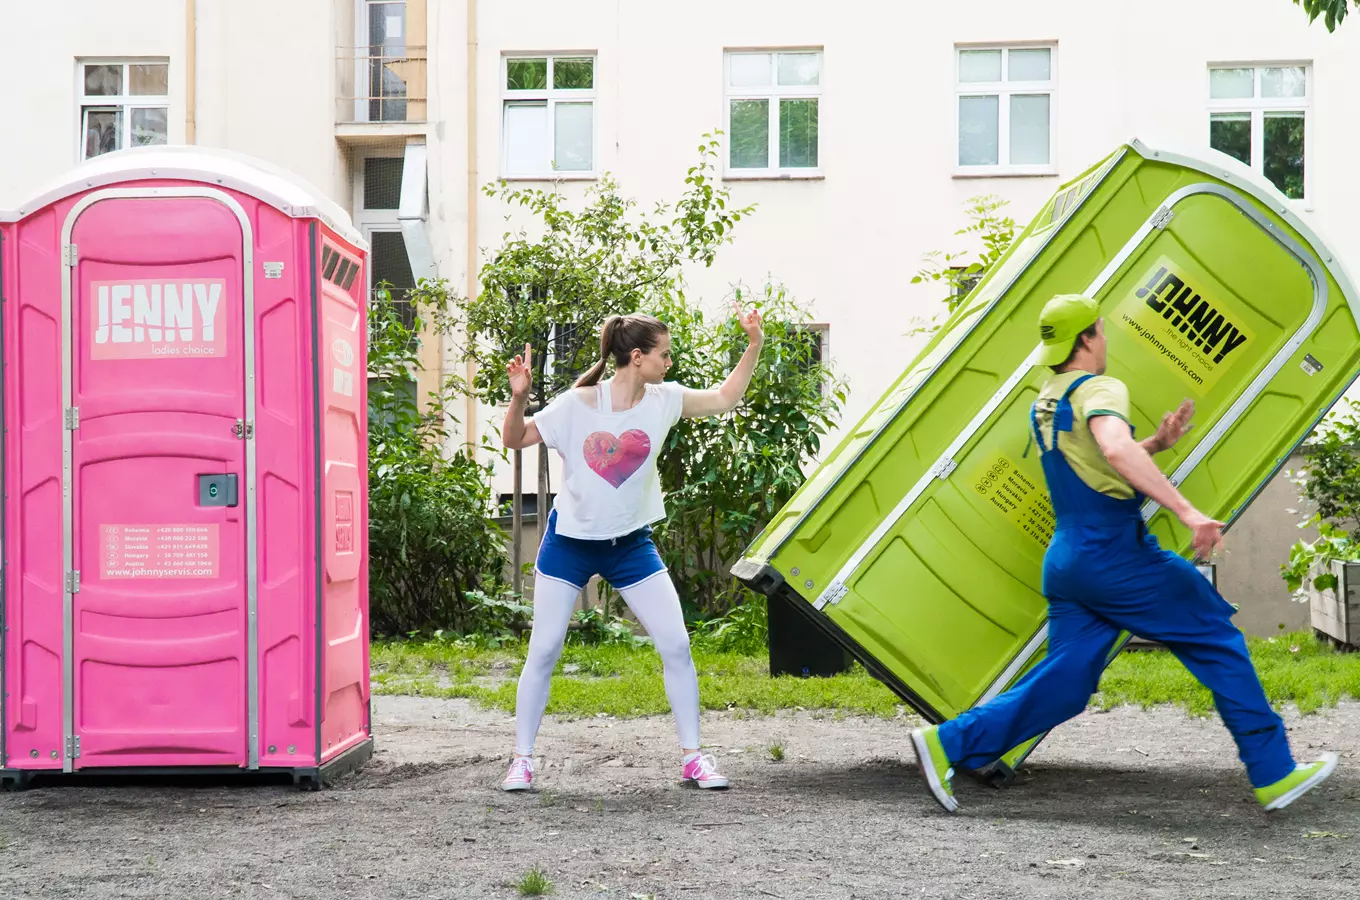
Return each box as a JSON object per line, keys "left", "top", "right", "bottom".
{"left": 0, "top": 0, "right": 340, "bottom": 206}
{"left": 1218, "top": 454, "right": 1316, "bottom": 636}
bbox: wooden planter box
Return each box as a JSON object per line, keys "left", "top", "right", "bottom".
{"left": 1308, "top": 560, "right": 1360, "bottom": 650}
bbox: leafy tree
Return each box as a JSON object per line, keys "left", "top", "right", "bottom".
{"left": 367, "top": 288, "right": 510, "bottom": 635}
{"left": 1293, "top": 0, "right": 1351, "bottom": 30}
{"left": 454, "top": 134, "right": 755, "bottom": 593}
{"left": 907, "top": 195, "right": 1016, "bottom": 337}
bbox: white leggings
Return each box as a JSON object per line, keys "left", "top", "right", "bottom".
{"left": 514, "top": 570, "right": 701, "bottom": 756}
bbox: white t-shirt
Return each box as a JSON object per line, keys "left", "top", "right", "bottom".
{"left": 531, "top": 378, "right": 686, "bottom": 540}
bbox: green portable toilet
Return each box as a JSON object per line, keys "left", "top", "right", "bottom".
{"left": 733, "top": 137, "right": 1360, "bottom": 784}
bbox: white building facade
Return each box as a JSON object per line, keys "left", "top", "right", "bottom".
{"left": 3, "top": 0, "right": 1358, "bottom": 507}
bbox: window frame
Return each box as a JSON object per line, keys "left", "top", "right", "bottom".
{"left": 1206, "top": 62, "right": 1312, "bottom": 206}
{"left": 953, "top": 43, "right": 1058, "bottom": 178}
{"left": 499, "top": 52, "right": 599, "bottom": 181}
{"left": 723, "top": 48, "right": 825, "bottom": 180}
{"left": 75, "top": 58, "right": 171, "bottom": 162}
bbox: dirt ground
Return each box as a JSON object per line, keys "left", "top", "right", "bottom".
{"left": 2, "top": 697, "right": 1359, "bottom": 900}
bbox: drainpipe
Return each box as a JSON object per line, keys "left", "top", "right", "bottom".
{"left": 185, "top": 0, "right": 197, "bottom": 143}
{"left": 464, "top": 0, "right": 479, "bottom": 452}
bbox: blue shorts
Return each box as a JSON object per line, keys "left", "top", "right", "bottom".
{"left": 535, "top": 509, "right": 667, "bottom": 591}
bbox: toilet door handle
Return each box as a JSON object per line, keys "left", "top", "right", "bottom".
{"left": 198, "top": 473, "right": 239, "bottom": 507}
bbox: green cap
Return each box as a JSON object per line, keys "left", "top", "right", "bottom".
{"left": 1036, "top": 294, "right": 1100, "bottom": 366}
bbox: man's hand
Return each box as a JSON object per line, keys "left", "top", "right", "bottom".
{"left": 1145, "top": 399, "right": 1194, "bottom": 454}
{"left": 1181, "top": 507, "right": 1225, "bottom": 561}
{"left": 1091, "top": 413, "right": 1224, "bottom": 560}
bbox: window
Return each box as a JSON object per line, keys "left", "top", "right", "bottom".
{"left": 793, "top": 324, "right": 830, "bottom": 394}
{"left": 78, "top": 60, "right": 170, "bottom": 160}
{"left": 363, "top": 0, "right": 408, "bottom": 122}
{"left": 501, "top": 55, "right": 596, "bottom": 177}
{"left": 950, "top": 267, "right": 984, "bottom": 305}
{"left": 355, "top": 155, "right": 415, "bottom": 329}
{"left": 1208, "top": 64, "right": 1308, "bottom": 201}
{"left": 368, "top": 230, "right": 416, "bottom": 329}
{"left": 725, "top": 50, "right": 822, "bottom": 176}
{"left": 955, "top": 46, "right": 1055, "bottom": 174}
{"left": 363, "top": 157, "right": 404, "bottom": 210}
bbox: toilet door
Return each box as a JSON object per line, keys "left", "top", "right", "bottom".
{"left": 63, "top": 191, "right": 253, "bottom": 770}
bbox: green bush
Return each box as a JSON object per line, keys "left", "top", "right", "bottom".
{"left": 367, "top": 288, "right": 511, "bottom": 636}
{"left": 694, "top": 593, "right": 769, "bottom": 655}
{"left": 1282, "top": 398, "right": 1360, "bottom": 596}
{"left": 651, "top": 280, "right": 847, "bottom": 620}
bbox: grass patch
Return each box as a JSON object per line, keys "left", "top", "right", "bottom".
{"left": 373, "top": 630, "right": 1360, "bottom": 720}
{"left": 1097, "top": 631, "right": 1360, "bottom": 716}
{"left": 372, "top": 641, "right": 902, "bottom": 718}
{"left": 516, "top": 866, "right": 553, "bottom": 897}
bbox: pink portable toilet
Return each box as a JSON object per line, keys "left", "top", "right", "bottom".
{"left": 0, "top": 146, "right": 371, "bottom": 788}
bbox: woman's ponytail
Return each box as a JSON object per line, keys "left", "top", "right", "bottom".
{"left": 575, "top": 315, "right": 621, "bottom": 387}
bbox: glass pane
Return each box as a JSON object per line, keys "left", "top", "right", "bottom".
{"left": 958, "top": 95, "right": 999, "bottom": 166}
{"left": 1010, "top": 94, "right": 1050, "bottom": 165}
{"left": 369, "top": 2, "right": 406, "bottom": 53}
{"left": 1264, "top": 112, "right": 1306, "bottom": 200}
{"left": 779, "top": 98, "right": 819, "bottom": 168}
{"left": 506, "top": 58, "right": 547, "bottom": 91}
{"left": 363, "top": 157, "right": 404, "bottom": 209}
{"left": 370, "top": 54, "right": 408, "bottom": 121}
{"left": 729, "top": 99, "right": 769, "bottom": 168}
{"left": 553, "top": 58, "right": 594, "bottom": 90}
{"left": 1007, "top": 48, "right": 1051, "bottom": 81}
{"left": 553, "top": 102, "right": 593, "bottom": 171}
{"left": 130, "top": 107, "right": 168, "bottom": 146}
{"left": 370, "top": 231, "right": 415, "bottom": 293}
{"left": 777, "top": 52, "right": 821, "bottom": 86}
{"left": 1209, "top": 113, "right": 1252, "bottom": 166}
{"left": 729, "top": 53, "right": 772, "bottom": 87}
{"left": 84, "top": 64, "right": 122, "bottom": 96}
{"left": 1210, "top": 67, "right": 1254, "bottom": 99}
{"left": 503, "top": 101, "right": 548, "bottom": 173}
{"left": 958, "top": 50, "right": 1001, "bottom": 83}
{"left": 1262, "top": 66, "right": 1307, "bottom": 98}
{"left": 83, "top": 107, "right": 122, "bottom": 159}
{"left": 130, "top": 63, "right": 168, "bottom": 96}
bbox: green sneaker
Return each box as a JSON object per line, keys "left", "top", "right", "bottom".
{"left": 1255, "top": 752, "right": 1339, "bottom": 811}
{"left": 910, "top": 725, "right": 959, "bottom": 812}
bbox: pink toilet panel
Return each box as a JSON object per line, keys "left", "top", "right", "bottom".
{"left": 316, "top": 229, "right": 370, "bottom": 763}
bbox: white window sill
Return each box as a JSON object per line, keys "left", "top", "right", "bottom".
{"left": 953, "top": 166, "right": 1059, "bottom": 179}
{"left": 498, "top": 173, "right": 599, "bottom": 183}
{"left": 723, "top": 170, "right": 824, "bottom": 182}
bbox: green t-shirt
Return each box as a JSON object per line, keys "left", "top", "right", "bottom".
{"left": 1033, "top": 371, "right": 1135, "bottom": 499}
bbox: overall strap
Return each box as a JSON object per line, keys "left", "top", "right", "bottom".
{"left": 1050, "top": 373, "right": 1099, "bottom": 448}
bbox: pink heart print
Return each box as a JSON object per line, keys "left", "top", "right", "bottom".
{"left": 582, "top": 429, "right": 652, "bottom": 488}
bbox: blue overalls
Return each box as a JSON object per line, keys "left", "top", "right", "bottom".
{"left": 936, "top": 374, "right": 1295, "bottom": 788}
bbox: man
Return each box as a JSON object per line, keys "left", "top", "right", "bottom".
{"left": 911, "top": 294, "right": 1337, "bottom": 813}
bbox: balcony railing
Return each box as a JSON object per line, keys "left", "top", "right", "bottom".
{"left": 337, "top": 46, "right": 427, "bottom": 125}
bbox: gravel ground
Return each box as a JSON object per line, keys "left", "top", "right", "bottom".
{"left": 3, "top": 696, "right": 1359, "bottom": 899}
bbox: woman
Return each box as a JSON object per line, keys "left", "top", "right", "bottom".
{"left": 499, "top": 305, "right": 765, "bottom": 792}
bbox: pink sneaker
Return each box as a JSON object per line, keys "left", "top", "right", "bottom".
{"left": 501, "top": 756, "right": 534, "bottom": 792}
{"left": 682, "top": 753, "right": 730, "bottom": 789}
